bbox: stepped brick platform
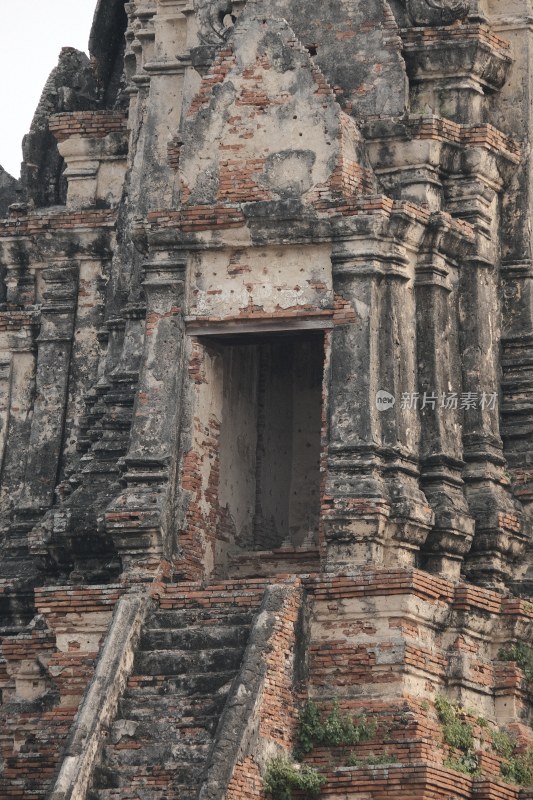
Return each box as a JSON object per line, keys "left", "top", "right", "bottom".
{"left": 295, "top": 571, "right": 533, "bottom": 800}
{"left": 219, "top": 571, "right": 533, "bottom": 800}
{"left": 0, "top": 586, "right": 123, "bottom": 800}
{"left": 321, "top": 765, "right": 522, "bottom": 800}
{"left": 2, "top": 572, "right": 533, "bottom": 800}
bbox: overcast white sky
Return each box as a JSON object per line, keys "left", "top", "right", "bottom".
{"left": 0, "top": 1, "right": 97, "bottom": 178}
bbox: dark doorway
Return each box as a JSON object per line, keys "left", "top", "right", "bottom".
{"left": 198, "top": 330, "right": 324, "bottom": 556}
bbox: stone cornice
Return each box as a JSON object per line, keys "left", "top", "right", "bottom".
{"left": 490, "top": 15, "right": 533, "bottom": 34}
{"left": 404, "top": 0, "right": 470, "bottom": 27}
{"left": 401, "top": 23, "right": 512, "bottom": 92}
{"left": 364, "top": 116, "right": 520, "bottom": 164}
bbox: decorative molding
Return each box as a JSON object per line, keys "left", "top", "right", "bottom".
{"left": 406, "top": 0, "right": 470, "bottom": 26}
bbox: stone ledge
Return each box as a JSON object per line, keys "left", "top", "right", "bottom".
{"left": 49, "top": 112, "right": 128, "bottom": 143}
{"left": 0, "top": 208, "right": 117, "bottom": 237}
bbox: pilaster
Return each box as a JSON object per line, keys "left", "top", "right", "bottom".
{"left": 106, "top": 251, "right": 186, "bottom": 576}
{"left": 324, "top": 219, "right": 433, "bottom": 573}
{"left": 21, "top": 264, "right": 79, "bottom": 514}
{"left": 50, "top": 112, "right": 129, "bottom": 210}
{"left": 415, "top": 216, "right": 476, "bottom": 578}
{"left": 401, "top": 24, "right": 511, "bottom": 124}
{"left": 490, "top": 5, "right": 533, "bottom": 530}
{"left": 0, "top": 313, "right": 37, "bottom": 515}
{"left": 444, "top": 150, "right": 528, "bottom": 588}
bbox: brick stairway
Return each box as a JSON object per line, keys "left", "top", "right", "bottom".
{"left": 88, "top": 582, "right": 266, "bottom": 800}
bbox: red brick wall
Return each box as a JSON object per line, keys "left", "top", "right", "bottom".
{"left": 0, "top": 208, "right": 117, "bottom": 236}
{"left": 0, "top": 585, "right": 122, "bottom": 800}
{"left": 226, "top": 582, "right": 302, "bottom": 800}
{"left": 49, "top": 111, "right": 128, "bottom": 142}
{"left": 298, "top": 570, "right": 533, "bottom": 800}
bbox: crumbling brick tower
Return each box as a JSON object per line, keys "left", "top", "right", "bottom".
{"left": 3, "top": 0, "right": 533, "bottom": 798}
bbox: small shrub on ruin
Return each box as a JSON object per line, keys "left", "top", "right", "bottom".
{"left": 490, "top": 729, "right": 533, "bottom": 787}
{"left": 435, "top": 696, "right": 479, "bottom": 776}
{"left": 434, "top": 696, "right": 474, "bottom": 752}
{"left": 297, "top": 700, "right": 376, "bottom": 754}
{"left": 491, "top": 730, "right": 515, "bottom": 760}
{"left": 444, "top": 754, "right": 480, "bottom": 777}
{"left": 264, "top": 756, "right": 325, "bottom": 800}
{"left": 297, "top": 699, "right": 324, "bottom": 754}
{"left": 498, "top": 642, "right": 533, "bottom": 683}
{"left": 500, "top": 747, "right": 533, "bottom": 787}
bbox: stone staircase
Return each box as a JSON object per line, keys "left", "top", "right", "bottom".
{"left": 88, "top": 582, "right": 266, "bottom": 800}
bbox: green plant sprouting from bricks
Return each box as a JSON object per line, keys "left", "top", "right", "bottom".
{"left": 491, "top": 730, "right": 515, "bottom": 761}
{"left": 435, "top": 696, "right": 479, "bottom": 777}
{"left": 500, "top": 748, "right": 533, "bottom": 786}
{"left": 263, "top": 699, "right": 381, "bottom": 799}
{"left": 434, "top": 696, "right": 533, "bottom": 786}
{"left": 297, "top": 699, "right": 377, "bottom": 755}
{"left": 264, "top": 757, "right": 325, "bottom": 800}
{"left": 498, "top": 641, "right": 533, "bottom": 683}
{"left": 347, "top": 752, "right": 398, "bottom": 767}
{"left": 491, "top": 730, "right": 533, "bottom": 786}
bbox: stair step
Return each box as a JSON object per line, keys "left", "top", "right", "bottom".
{"left": 134, "top": 647, "right": 244, "bottom": 676}
{"left": 126, "top": 669, "right": 236, "bottom": 697}
{"left": 98, "top": 787, "right": 198, "bottom": 800}
{"left": 102, "top": 736, "right": 211, "bottom": 767}
{"left": 90, "top": 791, "right": 172, "bottom": 800}
{"left": 90, "top": 764, "right": 121, "bottom": 790}
{"left": 170, "top": 789, "right": 199, "bottom": 800}
{"left": 118, "top": 691, "right": 228, "bottom": 721}
{"left": 140, "top": 623, "right": 250, "bottom": 651}
{"left": 89, "top": 592, "right": 259, "bottom": 800}
{"left": 92, "top": 760, "right": 203, "bottom": 789}
{"left": 110, "top": 715, "right": 219, "bottom": 741}
{"left": 148, "top": 608, "right": 256, "bottom": 629}
{"left": 93, "top": 790, "right": 198, "bottom": 800}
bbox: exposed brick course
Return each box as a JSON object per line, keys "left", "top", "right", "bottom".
{"left": 49, "top": 111, "right": 128, "bottom": 142}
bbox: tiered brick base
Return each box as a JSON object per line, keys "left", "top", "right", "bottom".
{"left": 0, "top": 585, "right": 123, "bottom": 800}
{"left": 298, "top": 570, "right": 533, "bottom": 800}
{"left": 3, "top": 571, "right": 533, "bottom": 799}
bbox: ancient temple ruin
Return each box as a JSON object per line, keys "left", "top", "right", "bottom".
{"left": 2, "top": 0, "right": 533, "bottom": 797}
